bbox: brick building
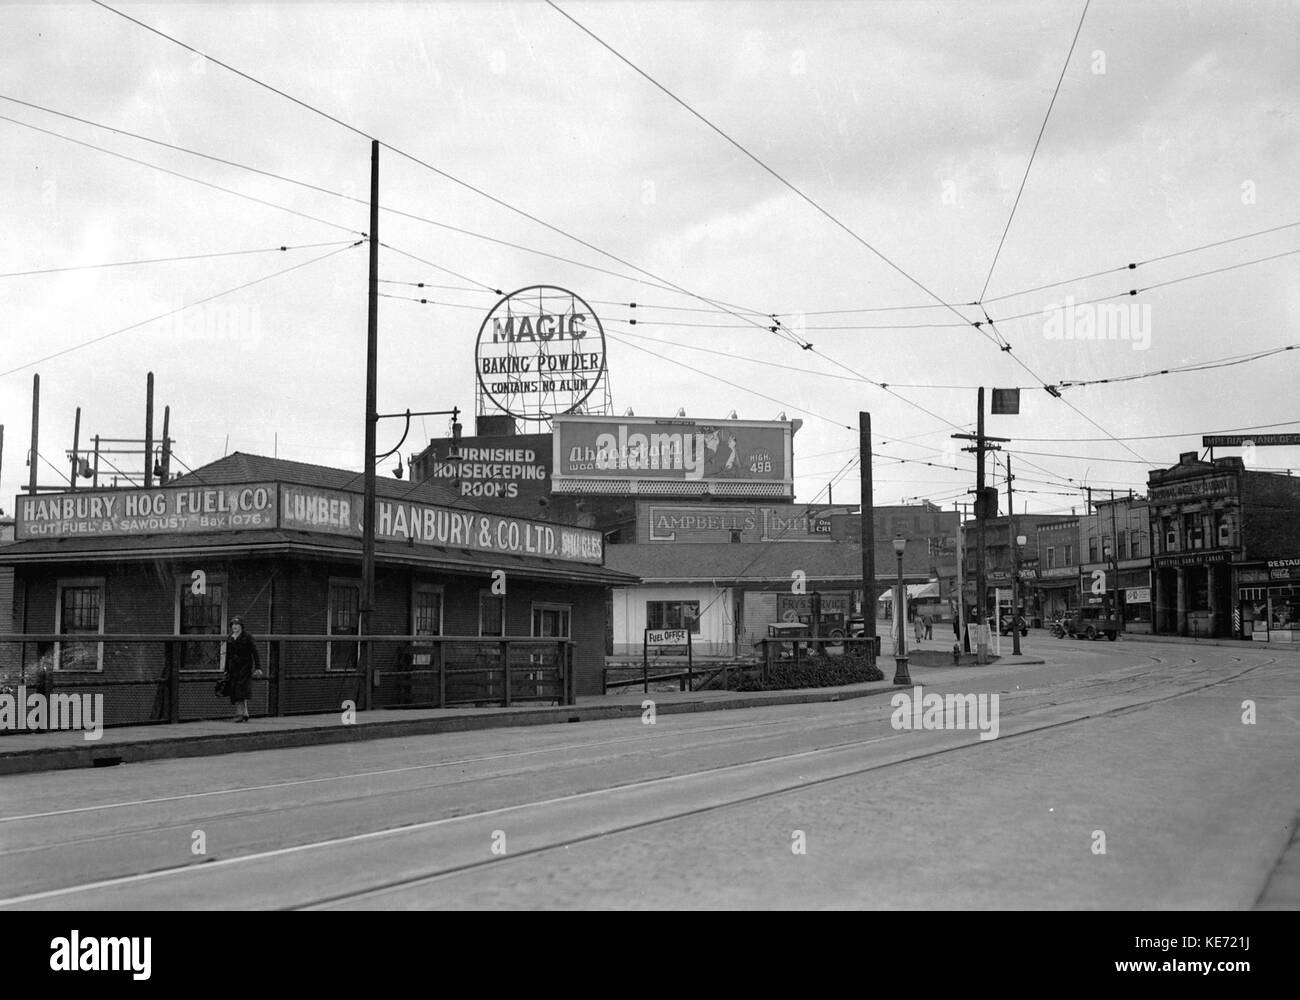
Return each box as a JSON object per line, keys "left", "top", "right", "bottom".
{"left": 1148, "top": 452, "right": 1300, "bottom": 640}
{"left": 0, "top": 454, "right": 633, "bottom": 727}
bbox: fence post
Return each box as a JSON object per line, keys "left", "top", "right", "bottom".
{"left": 687, "top": 634, "right": 694, "bottom": 692}
{"left": 438, "top": 641, "right": 446, "bottom": 708}
{"left": 643, "top": 641, "right": 649, "bottom": 695}
{"left": 167, "top": 640, "right": 180, "bottom": 724}
{"left": 272, "top": 640, "right": 284, "bottom": 717}
{"left": 501, "top": 640, "right": 511, "bottom": 707}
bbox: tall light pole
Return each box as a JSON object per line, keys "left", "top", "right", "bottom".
{"left": 1012, "top": 533, "right": 1026, "bottom": 655}
{"left": 361, "top": 139, "right": 379, "bottom": 710}
{"left": 893, "top": 534, "right": 911, "bottom": 685}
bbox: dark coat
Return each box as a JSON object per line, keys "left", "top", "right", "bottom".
{"left": 225, "top": 632, "right": 260, "bottom": 702}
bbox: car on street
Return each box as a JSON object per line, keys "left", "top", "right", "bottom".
{"left": 999, "top": 614, "right": 1028, "bottom": 636}
{"left": 1065, "top": 606, "right": 1119, "bottom": 641}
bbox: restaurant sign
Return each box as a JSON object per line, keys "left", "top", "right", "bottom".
{"left": 15, "top": 484, "right": 278, "bottom": 538}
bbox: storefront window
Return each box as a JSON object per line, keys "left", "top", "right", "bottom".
{"left": 327, "top": 579, "right": 360, "bottom": 671}
{"left": 479, "top": 591, "right": 504, "bottom": 637}
{"left": 532, "top": 604, "right": 572, "bottom": 638}
{"left": 1270, "top": 591, "right": 1300, "bottom": 629}
{"left": 646, "top": 600, "right": 701, "bottom": 634}
{"left": 177, "top": 576, "right": 226, "bottom": 672}
{"left": 56, "top": 578, "right": 104, "bottom": 671}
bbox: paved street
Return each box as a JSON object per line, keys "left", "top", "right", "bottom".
{"left": 1, "top": 637, "right": 1295, "bottom": 910}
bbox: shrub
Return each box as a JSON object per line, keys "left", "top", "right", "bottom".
{"left": 729, "top": 650, "right": 884, "bottom": 691}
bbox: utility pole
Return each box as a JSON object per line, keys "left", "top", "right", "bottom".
{"left": 1110, "top": 489, "right": 1123, "bottom": 635}
{"left": 1008, "top": 455, "right": 1020, "bottom": 656}
{"left": 952, "top": 387, "right": 1007, "bottom": 664}
{"left": 859, "top": 412, "right": 876, "bottom": 659}
{"left": 955, "top": 501, "right": 967, "bottom": 654}
{"left": 360, "top": 139, "right": 380, "bottom": 711}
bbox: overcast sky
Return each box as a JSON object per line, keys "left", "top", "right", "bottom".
{"left": 2, "top": 0, "right": 1298, "bottom": 517}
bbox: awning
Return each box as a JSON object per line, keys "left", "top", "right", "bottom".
{"left": 878, "top": 581, "right": 940, "bottom": 601}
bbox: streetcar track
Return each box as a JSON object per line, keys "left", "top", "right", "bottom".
{"left": 0, "top": 656, "right": 1269, "bottom": 908}
{"left": 298, "top": 657, "right": 1271, "bottom": 909}
{"left": 0, "top": 652, "right": 1227, "bottom": 856}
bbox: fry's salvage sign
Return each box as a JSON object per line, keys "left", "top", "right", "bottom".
{"left": 15, "top": 485, "right": 277, "bottom": 537}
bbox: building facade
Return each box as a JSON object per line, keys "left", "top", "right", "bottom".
{"left": 1079, "top": 494, "right": 1153, "bottom": 632}
{"left": 0, "top": 454, "right": 635, "bottom": 727}
{"left": 1148, "top": 452, "right": 1300, "bottom": 640}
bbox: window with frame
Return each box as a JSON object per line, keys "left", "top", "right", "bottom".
{"left": 56, "top": 579, "right": 105, "bottom": 671}
{"left": 327, "top": 579, "right": 361, "bottom": 671}
{"left": 479, "top": 591, "right": 504, "bottom": 637}
{"left": 1046, "top": 547, "right": 1056, "bottom": 570}
{"left": 531, "top": 603, "right": 572, "bottom": 638}
{"left": 1064, "top": 544, "right": 1073, "bottom": 566}
{"left": 176, "top": 576, "right": 227, "bottom": 672}
{"left": 1088, "top": 537, "right": 1099, "bottom": 563}
{"left": 645, "top": 600, "right": 701, "bottom": 634}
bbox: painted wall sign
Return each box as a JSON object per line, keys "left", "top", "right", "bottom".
{"left": 1125, "top": 587, "right": 1151, "bottom": 603}
{"left": 14, "top": 484, "right": 278, "bottom": 538}
{"left": 419, "top": 433, "right": 552, "bottom": 501}
{"left": 1149, "top": 475, "right": 1238, "bottom": 504}
{"left": 281, "top": 484, "right": 604, "bottom": 565}
{"left": 16, "top": 482, "right": 603, "bottom": 565}
{"left": 553, "top": 415, "right": 793, "bottom": 496}
{"left": 642, "top": 504, "right": 842, "bottom": 542}
{"left": 474, "top": 286, "right": 606, "bottom": 422}
{"left": 1153, "top": 550, "right": 1232, "bottom": 567}
{"left": 1202, "top": 434, "right": 1300, "bottom": 447}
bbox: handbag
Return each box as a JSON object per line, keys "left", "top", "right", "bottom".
{"left": 214, "top": 676, "right": 230, "bottom": 697}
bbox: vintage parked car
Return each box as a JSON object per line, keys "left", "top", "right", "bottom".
{"left": 999, "top": 614, "right": 1028, "bottom": 637}
{"left": 1065, "top": 606, "right": 1119, "bottom": 641}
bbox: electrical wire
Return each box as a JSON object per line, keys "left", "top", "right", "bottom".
{"left": 0, "top": 242, "right": 360, "bottom": 377}
{"left": 0, "top": 240, "right": 356, "bottom": 279}
{"left": 978, "top": 0, "right": 1090, "bottom": 302}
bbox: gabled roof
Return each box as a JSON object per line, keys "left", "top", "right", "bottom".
{"left": 169, "top": 452, "right": 475, "bottom": 509}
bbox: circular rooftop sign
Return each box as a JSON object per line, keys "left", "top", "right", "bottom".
{"left": 475, "top": 285, "right": 607, "bottom": 422}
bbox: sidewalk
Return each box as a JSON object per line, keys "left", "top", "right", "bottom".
{"left": 0, "top": 653, "right": 1046, "bottom": 776}
{"left": 1111, "top": 632, "right": 1300, "bottom": 653}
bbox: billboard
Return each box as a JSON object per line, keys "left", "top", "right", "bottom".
{"left": 552, "top": 415, "right": 794, "bottom": 498}
{"left": 15, "top": 484, "right": 278, "bottom": 538}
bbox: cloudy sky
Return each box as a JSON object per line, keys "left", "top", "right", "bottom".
{"left": 2, "top": 0, "right": 1298, "bottom": 516}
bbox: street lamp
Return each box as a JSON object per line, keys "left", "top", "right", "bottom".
{"left": 1012, "top": 533, "right": 1027, "bottom": 655}
{"left": 893, "top": 534, "right": 911, "bottom": 685}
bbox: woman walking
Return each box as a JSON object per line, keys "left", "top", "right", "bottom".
{"left": 223, "top": 617, "right": 261, "bottom": 722}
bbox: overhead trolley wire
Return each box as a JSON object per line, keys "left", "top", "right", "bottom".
{"left": 0, "top": 242, "right": 360, "bottom": 377}
{"left": 0, "top": 240, "right": 357, "bottom": 279}
{"left": 977, "top": 0, "right": 1091, "bottom": 302}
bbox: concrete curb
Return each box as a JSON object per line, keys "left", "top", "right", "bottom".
{"left": 0, "top": 657, "right": 1049, "bottom": 777}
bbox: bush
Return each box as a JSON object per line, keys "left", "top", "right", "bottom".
{"left": 729, "top": 650, "right": 884, "bottom": 691}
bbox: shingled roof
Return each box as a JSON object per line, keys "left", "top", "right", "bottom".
{"left": 169, "top": 452, "right": 476, "bottom": 509}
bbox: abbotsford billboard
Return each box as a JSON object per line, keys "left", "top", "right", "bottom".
{"left": 552, "top": 415, "right": 794, "bottom": 497}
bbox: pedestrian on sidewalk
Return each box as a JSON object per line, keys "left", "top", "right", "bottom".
{"left": 914, "top": 614, "right": 924, "bottom": 645}
{"left": 223, "top": 617, "right": 261, "bottom": 722}
{"left": 923, "top": 614, "right": 933, "bottom": 640}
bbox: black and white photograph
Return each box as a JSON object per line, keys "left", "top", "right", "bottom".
{"left": 0, "top": 0, "right": 1295, "bottom": 956}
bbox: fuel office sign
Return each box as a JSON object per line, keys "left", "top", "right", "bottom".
{"left": 475, "top": 285, "right": 606, "bottom": 421}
